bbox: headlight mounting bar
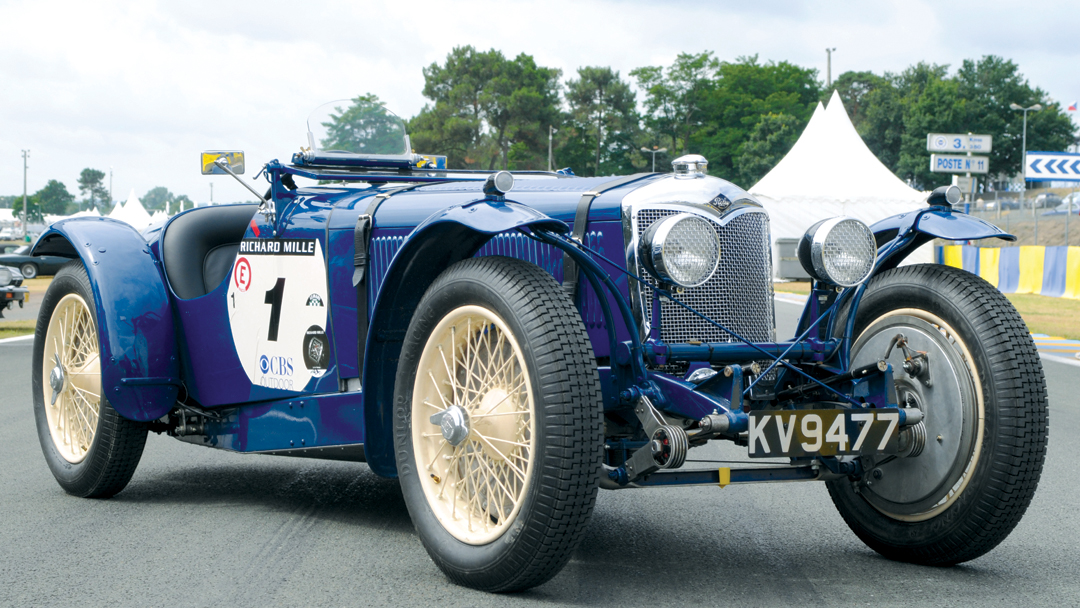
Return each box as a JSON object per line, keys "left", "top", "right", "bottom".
{"left": 532, "top": 228, "right": 862, "bottom": 407}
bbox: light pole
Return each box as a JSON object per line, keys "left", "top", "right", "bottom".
{"left": 109, "top": 166, "right": 113, "bottom": 208}
{"left": 21, "top": 150, "right": 29, "bottom": 239}
{"left": 826, "top": 48, "right": 837, "bottom": 88}
{"left": 548, "top": 125, "right": 555, "bottom": 172}
{"left": 640, "top": 146, "right": 668, "bottom": 172}
{"left": 1010, "top": 102, "right": 1042, "bottom": 241}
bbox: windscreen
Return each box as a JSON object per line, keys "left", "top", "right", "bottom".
{"left": 306, "top": 98, "right": 409, "bottom": 156}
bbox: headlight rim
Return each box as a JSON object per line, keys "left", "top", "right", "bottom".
{"left": 640, "top": 212, "right": 721, "bottom": 288}
{"left": 798, "top": 216, "right": 877, "bottom": 288}
{"left": 0, "top": 266, "right": 12, "bottom": 288}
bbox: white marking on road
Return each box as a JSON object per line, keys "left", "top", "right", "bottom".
{"left": 1040, "top": 352, "right": 1080, "bottom": 369}
{"left": 0, "top": 334, "right": 33, "bottom": 344}
{"left": 774, "top": 293, "right": 809, "bottom": 306}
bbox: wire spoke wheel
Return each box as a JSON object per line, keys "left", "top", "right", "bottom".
{"left": 33, "top": 260, "right": 147, "bottom": 498}
{"left": 394, "top": 256, "right": 602, "bottom": 592}
{"left": 41, "top": 293, "right": 102, "bottom": 463}
{"left": 413, "top": 305, "right": 536, "bottom": 544}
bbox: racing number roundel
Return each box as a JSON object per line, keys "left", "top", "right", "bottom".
{"left": 234, "top": 257, "right": 252, "bottom": 292}
{"left": 226, "top": 238, "right": 330, "bottom": 392}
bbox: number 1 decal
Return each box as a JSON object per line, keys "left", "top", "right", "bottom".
{"left": 264, "top": 278, "right": 285, "bottom": 341}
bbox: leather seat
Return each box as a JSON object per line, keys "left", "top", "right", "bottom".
{"left": 163, "top": 204, "right": 257, "bottom": 299}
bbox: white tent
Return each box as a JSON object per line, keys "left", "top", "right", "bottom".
{"left": 750, "top": 90, "right": 930, "bottom": 275}
{"left": 108, "top": 189, "right": 153, "bottom": 231}
{"left": 108, "top": 197, "right": 126, "bottom": 219}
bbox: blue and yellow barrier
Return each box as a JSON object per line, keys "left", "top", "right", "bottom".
{"left": 937, "top": 245, "right": 1080, "bottom": 299}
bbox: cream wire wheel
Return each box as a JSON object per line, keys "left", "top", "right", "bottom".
{"left": 41, "top": 292, "right": 102, "bottom": 464}
{"left": 33, "top": 261, "right": 148, "bottom": 498}
{"left": 412, "top": 305, "right": 536, "bottom": 545}
{"left": 393, "top": 256, "right": 602, "bottom": 592}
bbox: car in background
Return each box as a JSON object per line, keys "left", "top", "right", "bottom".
{"left": 1033, "top": 193, "right": 1063, "bottom": 209}
{"left": 1042, "top": 200, "right": 1080, "bottom": 216}
{"left": 0, "top": 265, "right": 28, "bottom": 318}
{"left": 0, "top": 242, "right": 68, "bottom": 278}
{"left": 984, "top": 197, "right": 1020, "bottom": 211}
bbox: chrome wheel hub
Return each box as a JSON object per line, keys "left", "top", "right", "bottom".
{"left": 431, "top": 404, "right": 470, "bottom": 447}
{"left": 49, "top": 354, "right": 66, "bottom": 405}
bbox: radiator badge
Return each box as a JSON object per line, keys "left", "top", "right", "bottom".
{"left": 708, "top": 194, "right": 731, "bottom": 211}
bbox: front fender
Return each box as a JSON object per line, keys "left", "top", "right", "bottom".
{"left": 33, "top": 218, "right": 179, "bottom": 421}
{"left": 362, "top": 198, "right": 566, "bottom": 477}
{"left": 871, "top": 207, "right": 1015, "bottom": 270}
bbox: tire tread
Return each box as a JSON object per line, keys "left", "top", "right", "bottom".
{"left": 827, "top": 264, "right": 1048, "bottom": 565}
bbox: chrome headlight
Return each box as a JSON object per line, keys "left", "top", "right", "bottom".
{"left": 797, "top": 217, "right": 876, "bottom": 287}
{"left": 640, "top": 213, "right": 720, "bottom": 288}
{"left": 0, "top": 267, "right": 11, "bottom": 288}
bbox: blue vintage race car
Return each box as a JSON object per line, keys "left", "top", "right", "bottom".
{"left": 29, "top": 99, "right": 1048, "bottom": 592}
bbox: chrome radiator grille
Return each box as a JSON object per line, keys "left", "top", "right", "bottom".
{"left": 635, "top": 208, "right": 775, "bottom": 347}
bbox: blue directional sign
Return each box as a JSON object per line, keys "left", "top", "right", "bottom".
{"left": 1026, "top": 152, "right": 1080, "bottom": 181}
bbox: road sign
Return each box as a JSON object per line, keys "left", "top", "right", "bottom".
{"left": 927, "top": 133, "right": 993, "bottom": 153}
{"left": 1025, "top": 151, "right": 1080, "bottom": 181}
{"left": 931, "top": 154, "right": 989, "bottom": 174}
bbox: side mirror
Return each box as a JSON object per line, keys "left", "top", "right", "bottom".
{"left": 201, "top": 151, "right": 245, "bottom": 175}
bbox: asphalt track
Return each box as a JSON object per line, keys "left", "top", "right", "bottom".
{"left": 1, "top": 299, "right": 1078, "bottom": 607}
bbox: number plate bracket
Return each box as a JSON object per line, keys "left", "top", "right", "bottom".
{"left": 747, "top": 408, "right": 901, "bottom": 458}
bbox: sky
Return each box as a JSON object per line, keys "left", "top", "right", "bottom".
{"left": 2, "top": 0, "right": 1079, "bottom": 205}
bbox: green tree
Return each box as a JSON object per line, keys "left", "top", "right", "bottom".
{"left": 77, "top": 168, "right": 109, "bottom": 211}
{"left": 736, "top": 113, "right": 802, "bottom": 185}
{"left": 954, "top": 56, "right": 1075, "bottom": 184}
{"left": 563, "top": 66, "right": 640, "bottom": 176}
{"left": 485, "top": 53, "right": 562, "bottom": 170}
{"left": 409, "top": 46, "right": 561, "bottom": 171}
{"left": 319, "top": 94, "right": 408, "bottom": 155}
{"left": 141, "top": 187, "right": 172, "bottom": 211}
{"left": 34, "top": 180, "right": 75, "bottom": 215}
{"left": 695, "top": 56, "right": 820, "bottom": 182}
{"left": 12, "top": 195, "right": 43, "bottom": 223}
{"left": 631, "top": 52, "right": 719, "bottom": 158}
{"left": 832, "top": 70, "right": 890, "bottom": 130}
{"left": 840, "top": 58, "right": 1077, "bottom": 189}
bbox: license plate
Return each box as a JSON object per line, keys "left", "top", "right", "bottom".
{"left": 747, "top": 409, "right": 900, "bottom": 458}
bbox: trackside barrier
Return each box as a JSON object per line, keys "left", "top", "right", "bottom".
{"left": 937, "top": 245, "right": 1080, "bottom": 299}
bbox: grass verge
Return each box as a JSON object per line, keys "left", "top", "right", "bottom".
{"left": 776, "top": 282, "right": 1080, "bottom": 341}
{"left": 774, "top": 281, "right": 811, "bottom": 295}
{"left": 0, "top": 319, "right": 35, "bottom": 340}
{"left": 1005, "top": 293, "right": 1080, "bottom": 341}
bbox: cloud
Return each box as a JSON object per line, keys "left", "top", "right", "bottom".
{"left": 1, "top": 0, "right": 1077, "bottom": 200}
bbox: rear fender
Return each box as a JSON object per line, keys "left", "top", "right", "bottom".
{"left": 871, "top": 207, "right": 1015, "bottom": 271}
{"left": 33, "top": 218, "right": 179, "bottom": 421}
{"left": 362, "top": 199, "right": 566, "bottom": 477}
